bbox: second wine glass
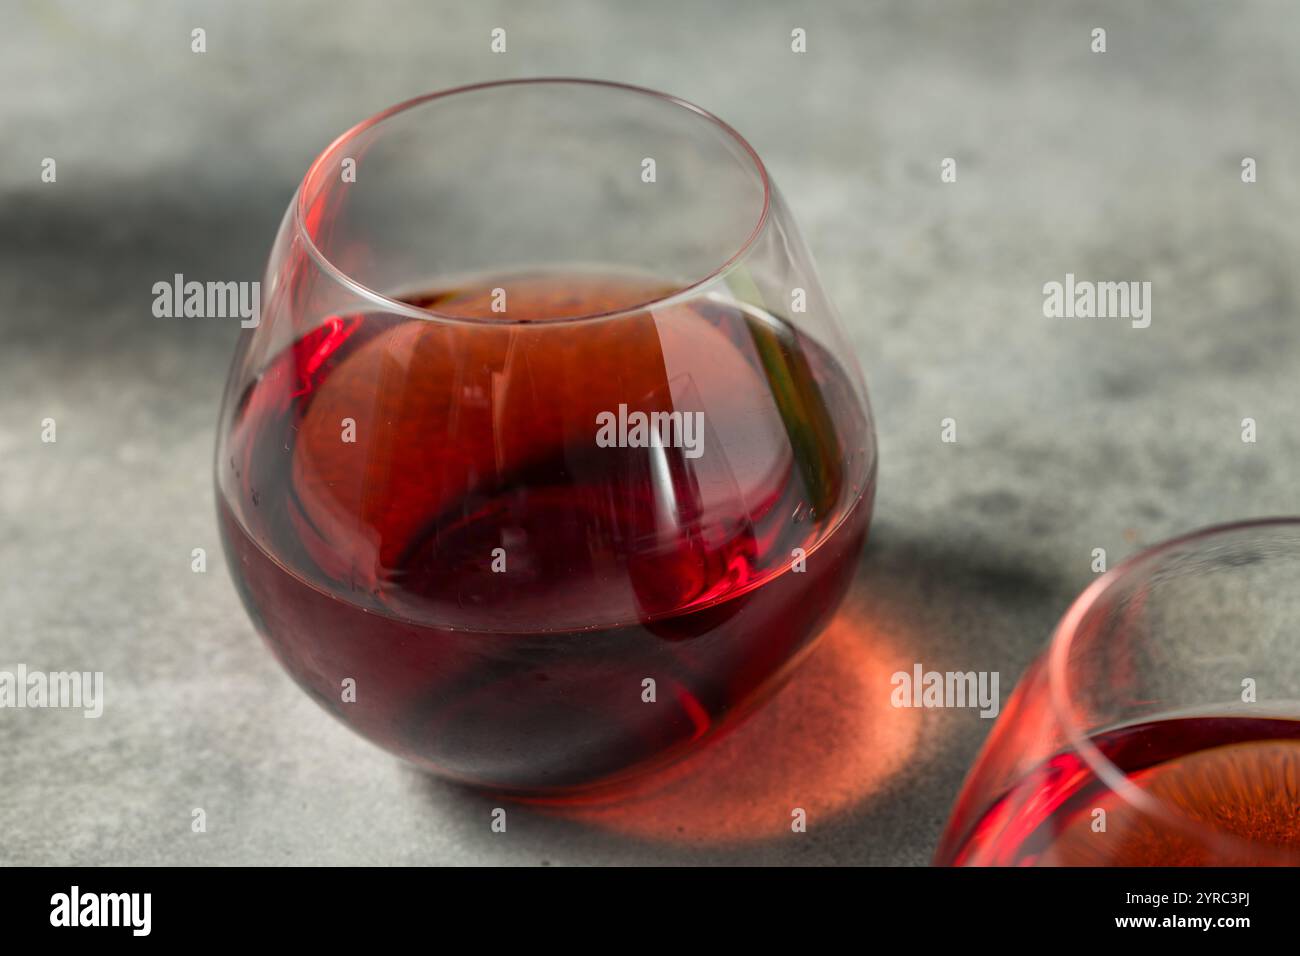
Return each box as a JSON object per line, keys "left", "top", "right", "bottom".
{"left": 937, "top": 519, "right": 1300, "bottom": 865}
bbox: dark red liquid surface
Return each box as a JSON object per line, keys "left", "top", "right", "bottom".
{"left": 940, "top": 715, "right": 1300, "bottom": 865}
{"left": 216, "top": 273, "right": 873, "bottom": 796}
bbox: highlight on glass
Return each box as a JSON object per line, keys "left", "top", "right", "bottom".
{"left": 214, "top": 79, "right": 877, "bottom": 798}
{"left": 936, "top": 518, "right": 1300, "bottom": 866}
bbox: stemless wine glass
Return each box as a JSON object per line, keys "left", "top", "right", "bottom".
{"left": 936, "top": 518, "right": 1300, "bottom": 866}
{"left": 214, "top": 79, "right": 876, "bottom": 798}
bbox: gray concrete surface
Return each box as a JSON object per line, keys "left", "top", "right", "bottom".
{"left": 3, "top": 0, "right": 1300, "bottom": 865}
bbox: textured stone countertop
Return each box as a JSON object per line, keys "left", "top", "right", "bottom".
{"left": 3, "top": 0, "right": 1299, "bottom": 865}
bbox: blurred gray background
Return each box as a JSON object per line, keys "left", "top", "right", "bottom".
{"left": 3, "top": 0, "right": 1299, "bottom": 865}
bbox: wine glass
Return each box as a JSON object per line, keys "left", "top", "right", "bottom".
{"left": 214, "top": 79, "right": 876, "bottom": 798}
{"left": 936, "top": 518, "right": 1300, "bottom": 865}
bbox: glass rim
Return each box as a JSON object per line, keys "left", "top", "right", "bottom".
{"left": 1046, "top": 514, "right": 1300, "bottom": 855}
{"left": 293, "top": 77, "right": 774, "bottom": 326}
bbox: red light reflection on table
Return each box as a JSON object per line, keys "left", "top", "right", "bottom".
{"left": 547, "top": 599, "right": 921, "bottom": 843}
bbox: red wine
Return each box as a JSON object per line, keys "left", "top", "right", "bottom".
{"left": 217, "top": 272, "right": 873, "bottom": 796}
{"left": 940, "top": 715, "right": 1300, "bottom": 865}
